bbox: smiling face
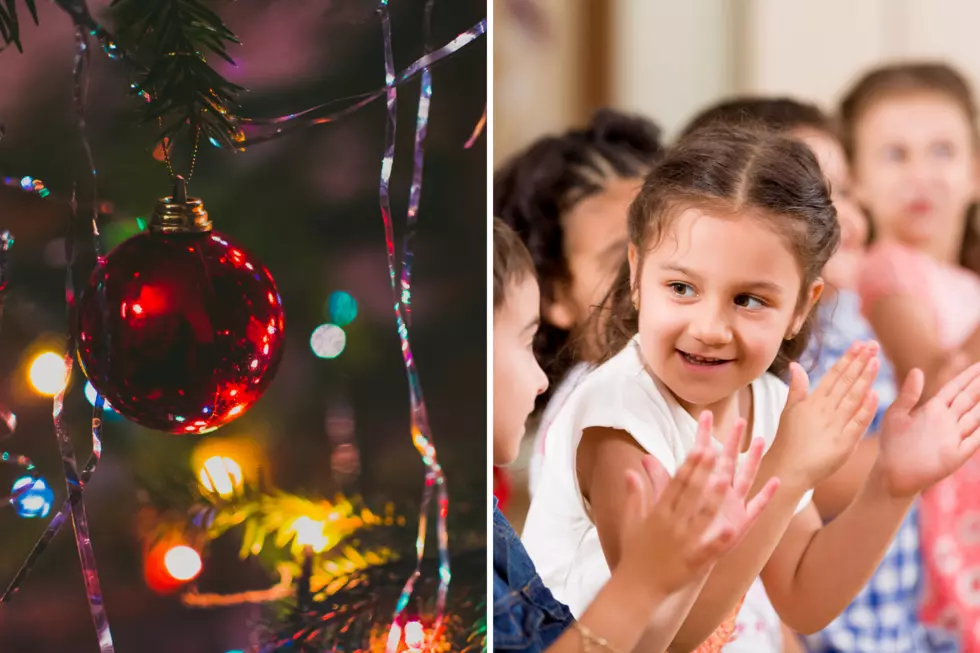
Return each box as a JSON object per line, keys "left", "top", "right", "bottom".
{"left": 851, "top": 92, "right": 979, "bottom": 262}
{"left": 629, "top": 206, "right": 821, "bottom": 413}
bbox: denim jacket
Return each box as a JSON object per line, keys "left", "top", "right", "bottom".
{"left": 493, "top": 498, "right": 574, "bottom": 652}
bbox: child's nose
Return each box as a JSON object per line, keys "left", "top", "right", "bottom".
{"left": 534, "top": 362, "right": 549, "bottom": 396}
{"left": 907, "top": 154, "right": 942, "bottom": 185}
{"left": 689, "top": 305, "right": 733, "bottom": 345}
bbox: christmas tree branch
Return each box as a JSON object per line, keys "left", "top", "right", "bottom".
{"left": 0, "top": 0, "right": 38, "bottom": 53}
{"left": 107, "top": 0, "right": 245, "bottom": 148}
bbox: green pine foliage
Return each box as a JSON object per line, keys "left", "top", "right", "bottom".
{"left": 108, "top": 0, "right": 245, "bottom": 148}
{"left": 1, "top": 0, "right": 245, "bottom": 148}
{"left": 0, "top": 0, "right": 38, "bottom": 53}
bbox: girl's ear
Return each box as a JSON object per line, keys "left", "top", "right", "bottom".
{"left": 788, "top": 278, "right": 824, "bottom": 338}
{"left": 627, "top": 243, "right": 640, "bottom": 305}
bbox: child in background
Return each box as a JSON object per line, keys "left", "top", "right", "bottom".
{"left": 522, "top": 124, "right": 980, "bottom": 653}
{"left": 682, "top": 97, "right": 956, "bottom": 653}
{"left": 494, "top": 110, "right": 664, "bottom": 496}
{"left": 840, "top": 62, "right": 980, "bottom": 650}
{"left": 492, "top": 217, "right": 778, "bottom": 653}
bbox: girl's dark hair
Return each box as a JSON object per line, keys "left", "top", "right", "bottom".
{"left": 839, "top": 62, "right": 980, "bottom": 274}
{"left": 494, "top": 109, "right": 664, "bottom": 393}
{"left": 493, "top": 218, "right": 536, "bottom": 310}
{"left": 597, "top": 124, "right": 840, "bottom": 378}
{"left": 681, "top": 97, "right": 835, "bottom": 141}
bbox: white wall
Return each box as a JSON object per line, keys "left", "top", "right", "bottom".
{"left": 611, "top": 0, "right": 980, "bottom": 141}
{"left": 611, "top": 0, "right": 737, "bottom": 140}
{"left": 493, "top": 0, "right": 585, "bottom": 165}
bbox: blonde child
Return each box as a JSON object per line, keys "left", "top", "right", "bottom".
{"left": 492, "top": 218, "right": 777, "bottom": 653}
{"left": 521, "top": 124, "right": 980, "bottom": 653}
{"left": 840, "top": 62, "right": 980, "bottom": 649}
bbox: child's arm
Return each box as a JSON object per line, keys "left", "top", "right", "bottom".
{"left": 859, "top": 245, "right": 979, "bottom": 399}
{"left": 579, "top": 416, "right": 777, "bottom": 653}
{"left": 763, "top": 362, "right": 980, "bottom": 632}
{"left": 811, "top": 436, "right": 878, "bottom": 520}
{"left": 867, "top": 293, "right": 973, "bottom": 396}
{"left": 581, "top": 343, "right": 882, "bottom": 652}
{"left": 760, "top": 469, "right": 910, "bottom": 632}
{"left": 544, "top": 443, "right": 772, "bottom": 653}
{"left": 580, "top": 422, "right": 806, "bottom": 653}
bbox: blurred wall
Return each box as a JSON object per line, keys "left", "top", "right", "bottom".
{"left": 495, "top": 0, "right": 980, "bottom": 162}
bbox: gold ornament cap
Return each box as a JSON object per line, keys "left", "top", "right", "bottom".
{"left": 149, "top": 176, "right": 213, "bottom": 234}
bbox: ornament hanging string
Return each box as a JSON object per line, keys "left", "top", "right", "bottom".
{"left": 54, "top": 27, "right": 114, "bottom": 652}
{"left": 464, "top": 106, "right": 486, "bottom": 149}
{"left": 0, "top": 28, "right": 116, "bottom": 653}
{"left": 400, "top": 0, "right": 435, "bottom": 329}
{"left": 374, "top": 2, "right": 451, "bottom": 651}
{"left": 231, "top": 19, "right": 485, "bottom": 149}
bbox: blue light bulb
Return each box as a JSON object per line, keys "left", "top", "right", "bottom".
{"left": 327, "top": 291, "right": 358, "bottom": 326}
{"left": 11, "top": 476, "right": 54, "bottom": 519}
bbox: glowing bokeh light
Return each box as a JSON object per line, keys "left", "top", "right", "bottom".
{"left": 28, "top": 352, "right": 66, "bottom": 396}
{"left": 327, "top": 291, "right": 358, "bottom": 326}
{"left": 404, "top": 621, "right": 425, "bottom": 651}
{"left": 163, "top": 545, "right": 202, "bottom": 582}
{"left": 84, "top": 381, "right": 114, "bottom": 412}
{"left": 310, "top": 323, "right": 346, "bottom": 359}
{"left": 289, "top": 515, "right": 330, "bottom": 553}
{"left": 198, "top": 455, "right": 244, "bottom": 499}
{"left": 11, "top": 476, "right": 53, "bottom": 519}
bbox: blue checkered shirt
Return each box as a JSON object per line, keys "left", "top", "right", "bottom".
{"left": 800, "top": 291, "right": 959, "bottom": 653}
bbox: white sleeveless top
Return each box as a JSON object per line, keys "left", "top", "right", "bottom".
{"left": 521, "top": 337, "right": 812, "bottom": 650}
{"left": 529, "top": 362, "right": 590, "bottom": 497}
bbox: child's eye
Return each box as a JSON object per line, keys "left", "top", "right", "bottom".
{"left": 734, "top": 295, "right": 765, "bottom": 309}
{"left": 668, "top": 282, "right": 695, "bottom": 297}
{"left": 883, "top": 146, "right": 906, "bottom": 162}
{"left": 932, "top": 142, "right": 956, "bottom": 159}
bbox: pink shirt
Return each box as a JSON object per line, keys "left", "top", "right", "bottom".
{"left": 859, "top": 241, "right": 980, "bottom": 650}
{"left": 860, "top": 242, "right": 980, "bottom": 348}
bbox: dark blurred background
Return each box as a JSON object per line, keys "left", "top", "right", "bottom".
{"left": 0, "top": 1, "right": 486, "bottom": 651}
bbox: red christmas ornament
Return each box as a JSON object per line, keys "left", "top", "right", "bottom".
{"left": 76, "top": 178, "right": 285, "bottom": 434}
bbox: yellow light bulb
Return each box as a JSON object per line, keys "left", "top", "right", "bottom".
{"left": 163, "top": 545, "right": 202, "bottom": 581}
{"left": 28, "top": 352, "right": 67, "bottom": 396}
{"left": 290, "top": 515, "right": 330, "bottom": 553}
{"left": 198, "top": 455, "right": 243, "bottom": 499}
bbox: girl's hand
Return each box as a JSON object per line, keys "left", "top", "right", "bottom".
{"left": 876, "top": 362, "right": 980, "bottom": 497}
{"left": 771, "top": 342, "right": 880, "bottom": 488}
{"left": 617, "top": 412, "right": 779, "bottom": 596}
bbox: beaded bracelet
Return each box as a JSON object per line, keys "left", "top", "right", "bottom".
{"left": 573, "top": 621, "right": 623, "bottom": 653}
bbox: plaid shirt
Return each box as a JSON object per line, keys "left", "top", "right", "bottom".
{"left": 800, "top": 291, "right": 959, "bottom": 653}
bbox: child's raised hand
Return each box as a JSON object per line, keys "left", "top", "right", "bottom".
{"left": 617, "top": 412, "right": 779, "bottom": 595}
{"left": 772, "top": 341, "right": 880, "bottom": 488}
{"left": 699, "top": 411, "right": 779, "bottom": 543}
{"left": 876, "top": 362, "right": 980, "bottom": 497}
